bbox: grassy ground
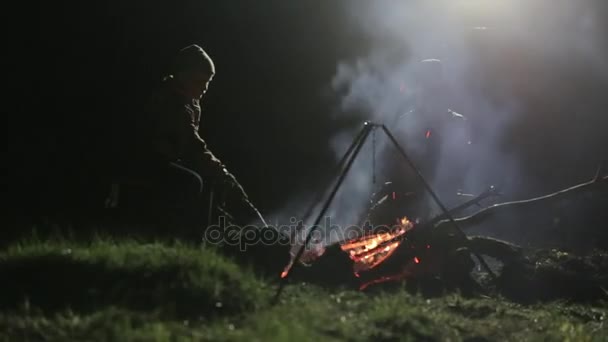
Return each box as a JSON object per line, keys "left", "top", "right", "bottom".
{"left": 0, "top": 238, "right": 607, "bottom": 341}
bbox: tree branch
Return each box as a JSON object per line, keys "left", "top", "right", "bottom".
{"left": 436, "top": 174, "right": 607, "bottom": 230}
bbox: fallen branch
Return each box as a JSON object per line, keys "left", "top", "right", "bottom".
{"left": 345, "top": 170, "right": 607, "bottom": 259}
{"left": 436, "top": 173, "right": 607, "bottom": 230}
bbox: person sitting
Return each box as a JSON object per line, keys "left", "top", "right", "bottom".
{"left": 107, "top": 44, "right": 262, "bottom": 233}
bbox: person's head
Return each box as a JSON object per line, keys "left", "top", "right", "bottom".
{"left": 170, "top": 44, "right": 216, "bottom": 99}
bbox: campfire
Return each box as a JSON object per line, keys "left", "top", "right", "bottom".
{"left": 273, "top": 122, "right": 607, "bottom": 302}
{"left": 340, "top": 216, "right": 414, "bottom": 274}
{"left": 278, "top": 216, "right": 416, "bottom": 281}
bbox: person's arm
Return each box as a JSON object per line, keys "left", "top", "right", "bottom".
{"left": 175, "top": 107, "right": 249, "bottom": 198}
{"left": 174, "top": 105, "right": 271, "bottom": 227}
{"left": 186, "top": 121, "right": 268, "bottom": 225}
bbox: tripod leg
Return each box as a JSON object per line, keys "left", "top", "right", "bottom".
{"left": 380, "top": 125, "right": 497, "bottom": 280}
{"left": 273, "top": 123, "right": 374, "bottom": 303}
{"left": 300, "top": 125, "right": 371, "bottom": 225}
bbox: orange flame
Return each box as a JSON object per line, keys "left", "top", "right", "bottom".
{"left": 280, "top": 260, "right": 294, "bottom": 279}
{"left": 340, "top": 216, "right": 414, "bottom": 273}
{"left": 414, "top": 257, "right": 420, "bottom": 264}
{"left": 359, "top": 272, "right": 411, "bottom": 291}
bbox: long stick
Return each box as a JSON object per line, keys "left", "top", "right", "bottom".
{"left": 437, "top": 174, "right": 608, "bottom": 229}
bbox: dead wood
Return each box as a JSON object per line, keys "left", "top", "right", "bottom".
{"left": 436, "top": 173, "right": 607, "bottom": 230}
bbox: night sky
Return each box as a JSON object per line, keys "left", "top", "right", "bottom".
{"left": 7, "top": 1, "right": 608, "bottom": 226}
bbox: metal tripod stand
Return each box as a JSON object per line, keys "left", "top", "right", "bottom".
{"left": 273, "top": 121, "right": 496, "bottom": 303}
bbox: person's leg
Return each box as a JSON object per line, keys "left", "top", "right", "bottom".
{"left": 157, "top": 162, "right": 207, "bottom": 238}
{"left": 164, "top": 161, "right": 204, "bottom": 206}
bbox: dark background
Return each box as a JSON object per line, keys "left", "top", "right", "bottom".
{"left": 8, "top": 2, "right": 356, "bottom": 213}
{"left": 6, "top": 1, "right": 607, "bottom": 232}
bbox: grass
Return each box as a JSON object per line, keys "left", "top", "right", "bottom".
{"left": 0, "top": 237, "right": 607, "bottom": 341}
{"left": 0, "top": 238, "right": 265, "bottom": 317}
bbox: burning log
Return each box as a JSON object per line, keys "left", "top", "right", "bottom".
{"left": 299, "top": 170, "right": 606, "bottom": 292}
{"left": 273, "top": 119, "right": 603, "bottom": 301}
{"left": 355, "top": 169, "right": 607, "bottom": 262}
{"left": 340, "top": 216, "right": 413, "bottom": 273}
{"left": 343, "top": 185, "right": 500, "bottom": 266}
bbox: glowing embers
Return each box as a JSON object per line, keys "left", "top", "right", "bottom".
{"left": 340, "top": 216, "right": 414, "bottom": 273}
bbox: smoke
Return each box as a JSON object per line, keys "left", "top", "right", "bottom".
{"left": 327, "top": 1, "right": 524, "bottom": 224}
{"left": 275, "top": 0, "right": 608, "bottom": 252}
{"left": 324, "top": 0, "right": 608, "bottom": 243}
